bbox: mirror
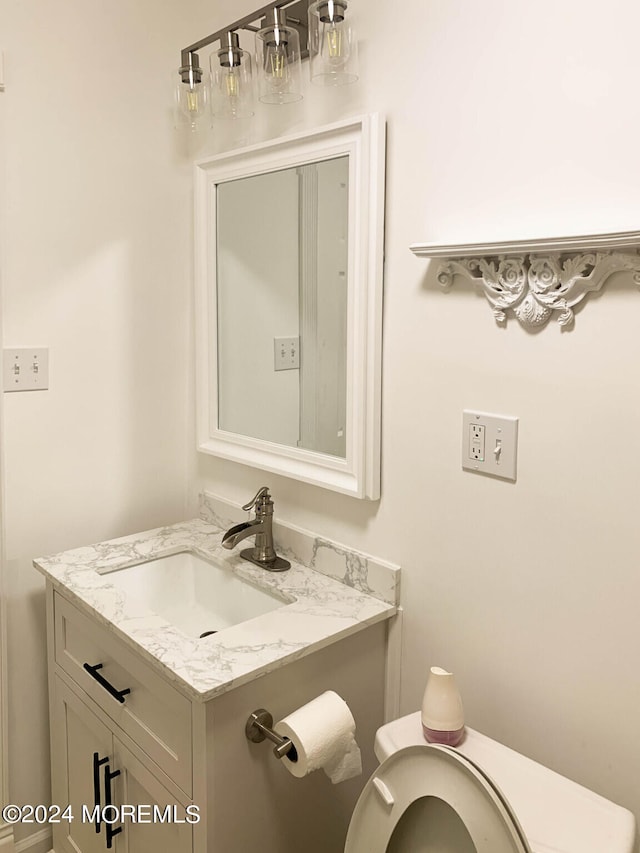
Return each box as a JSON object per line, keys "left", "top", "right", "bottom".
{"left": 195, "top": 115, "right": 385, "bottom": 499}
{"left": 217, "top": 156, "right": 349, "bottom": 458}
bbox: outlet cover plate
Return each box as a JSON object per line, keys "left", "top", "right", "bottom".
{"left": 462, "top": 410, "right": 518, "bottom": 481}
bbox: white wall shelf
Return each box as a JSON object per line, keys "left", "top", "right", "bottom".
{"left": 410, "top": 230, "right": 640, "bottom": 329}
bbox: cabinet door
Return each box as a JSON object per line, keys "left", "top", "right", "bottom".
{"left": 112, "top": 740, "right": 193, "bottom": 853}
{"left": 51, "top": 676, "right": 114, "bottom": 853}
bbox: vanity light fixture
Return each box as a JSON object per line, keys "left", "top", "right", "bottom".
{"left": 256, "top": 8, "right": 303, "bottom": 104}
{"left": 211, "top": 32, "right": 255, "bottom": 119}
{"left": 177, "top": 0, "right": 358, "bottom": 127}
{"left": 308, "top": 0, "right": 358, "bottom": 86}
{"left": 175, "top": 52, "right": 209, "bottom": 130}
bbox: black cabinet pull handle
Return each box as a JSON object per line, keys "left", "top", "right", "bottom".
{"left": 104, "top": 764, "right": 122, "bottom": 850}
{"left": 92, "top": 752, "right": 109, "bottom": 834}
{"left": 83, "top": 663, "right": 131, "bottom": 704}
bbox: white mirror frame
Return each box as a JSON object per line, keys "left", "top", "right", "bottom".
{"left": 194, "top": 114, "right": 385, "bottom": 500}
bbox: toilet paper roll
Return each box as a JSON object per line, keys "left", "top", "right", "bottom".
{"left": 275, "top": 691, "right": 362, "bottom": 785}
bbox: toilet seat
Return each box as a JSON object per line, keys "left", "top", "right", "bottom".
{"left": 345, "top": 744, "right": 532, "bottom": 853}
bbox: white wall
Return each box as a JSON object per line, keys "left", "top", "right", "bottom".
{"left": 194, "top": 0, "right": 640, "bottom": 828}
{"left": 0, "top": 67, "right": 13, "bottom": 852}
{"left": 0, "top": 0, "right": 208, "bottom": 844}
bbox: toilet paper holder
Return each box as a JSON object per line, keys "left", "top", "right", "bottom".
{"left": 245, "top": 708, "right": 297, "bottom": 761}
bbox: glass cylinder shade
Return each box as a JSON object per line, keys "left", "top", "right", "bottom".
{"left": 256, "top": 9, "right": 303, "bottom": 104}
{"left": 175, "top": 55, "right": 210, "bottom": 130}
{"left": 308, "top": 0, "right": 358, "bottom": 86}
{"left": 211, "top": 33, "right": 255, "bottom": 120}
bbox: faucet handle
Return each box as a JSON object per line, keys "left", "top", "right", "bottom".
{"left": 242, "top": 486, "right": 272, "bottom": 514}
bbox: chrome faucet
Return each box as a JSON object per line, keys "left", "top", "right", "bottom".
{"left": 221, "top": 487, "right": 290, "bottom": 572}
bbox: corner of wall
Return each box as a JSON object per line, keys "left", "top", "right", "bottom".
{"left": 0, "top": 54, "right": 13, "bottom": 853}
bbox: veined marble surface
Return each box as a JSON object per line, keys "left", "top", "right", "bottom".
{"left": 200, "top": 492, "right": 401, "bottom": 606}
{"left": 33, "top": 516, "right": 397, "bottom": 703}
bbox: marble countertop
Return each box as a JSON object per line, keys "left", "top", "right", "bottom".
{"left": 33, "top": 518, "right": 396, "bottom": 703}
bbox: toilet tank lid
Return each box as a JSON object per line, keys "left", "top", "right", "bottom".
{"left": 374, "top": 712, "right": 636, "bottom": 853}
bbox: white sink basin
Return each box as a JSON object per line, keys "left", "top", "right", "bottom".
{"left": 104, "top": 551, "right": 288, "bottom": 639}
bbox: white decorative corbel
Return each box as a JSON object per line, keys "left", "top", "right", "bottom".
{"left": 410, "top": 232, "right": 640, "bottom": 329}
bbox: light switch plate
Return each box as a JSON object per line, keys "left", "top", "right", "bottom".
{"left": 462, "top": 410, "right": 518, "bottom": 481}
{"left": 3, "top": 348, "right": 49, "bottom": 392}
{"left": 274, "top": 336, "right": 300, "bottom": 371}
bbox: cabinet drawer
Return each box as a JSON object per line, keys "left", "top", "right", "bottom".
{"left": 54, "top": 592, "right": 193, "bottom": 796}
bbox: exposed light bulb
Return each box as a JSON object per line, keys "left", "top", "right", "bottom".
{"left": 225, "top": 69, "right": 239, "bottom": 97}
{"left": 267, "top": 45, "right": 287, "bottom": 80}
{"left": 325, "top": 25, "right": 342, "bottom": 59}
{"left": 321, "top": 21, "right": 349, "bottom": 63}
{"left": 186, "top": 88, "right": 200, "bottom": 112}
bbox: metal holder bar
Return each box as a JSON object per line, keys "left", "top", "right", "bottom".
{"left": 180, "top": 0, "right": 309, "bottom": 66}
{"left": 245, "top": 709, "right": 297, "bottom": 760}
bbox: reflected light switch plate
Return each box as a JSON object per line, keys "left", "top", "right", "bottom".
{"left": 274, "top": 336, "right": 300, "bottom": 371}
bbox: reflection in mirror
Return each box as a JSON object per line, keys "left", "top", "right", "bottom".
{"left": 217, "top": 156, "right": 348, "bottom": 457}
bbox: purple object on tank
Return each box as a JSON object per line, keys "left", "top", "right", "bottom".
{"left": 422, "top": 724, "right": 465, "bottom": 747}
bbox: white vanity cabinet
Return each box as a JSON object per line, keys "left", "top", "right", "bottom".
{"left": 45, "top": 584, "right": 389, "bottom": 853}
{"left": 48, "top": 589, "right": 195, "bottom": 853}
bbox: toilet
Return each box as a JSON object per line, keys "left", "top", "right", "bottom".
{"left": 344, "top": 711, "right": 636, "bottom": 852}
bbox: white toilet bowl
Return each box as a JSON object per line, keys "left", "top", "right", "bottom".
{"left": 343, "top": 711, "right": 636, "bottom": 853}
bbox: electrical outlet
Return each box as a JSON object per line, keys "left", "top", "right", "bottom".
{"left": 469, "top": 423, "right": 485, "bottom": 461}
{"left": 3, "top": 348, "right": 49, "bottom": 392}
{"left": 274, "top": 336, "right": 300, "bottom": 371}
{"left": 462, "top": 410, "right": 518, "bottom": 481}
